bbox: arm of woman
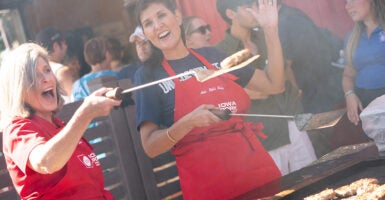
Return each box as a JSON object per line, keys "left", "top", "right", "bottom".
{"left": 342, "top": 64, "right": 362, "bottom": 125}
{"left": 245, "top": 0, "right": 285, "bottom": 94}
{"left": 244, "top": 88, "right": 269, "bottom": 99}
{"left": 28, "top": 88, "right": 121, "bottom": 174}
{"left": 56, "top": 66, "right": 78, "bottom": 97}
{"left": 140, "top": 104, "right": 222, "bottom": 158}
{"left": 285, "top": 60, "right": 302, "bottom": 98}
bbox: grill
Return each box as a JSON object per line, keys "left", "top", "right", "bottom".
{"left": 235, "top": 142, "right": 381, "bottom": 200}
{"left": 284, "top": 158, "right": 385, "bottom": 199}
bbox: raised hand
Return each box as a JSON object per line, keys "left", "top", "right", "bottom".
{"left": 247, "top": 0, "right": 279, "bottom": 29}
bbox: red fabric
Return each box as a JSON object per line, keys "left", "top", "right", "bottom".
{"left": 2, "top": 115, "right": 113, "bottom": 200}
{"left": 177, "top": 0, "right": 353, "bottom": 43}
{"left": 162, "top": 49, "right": 281, "bottom": 200}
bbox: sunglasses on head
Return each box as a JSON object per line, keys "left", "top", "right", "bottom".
{"left": 190, "top": 25, "right": 211, "bottom": 35}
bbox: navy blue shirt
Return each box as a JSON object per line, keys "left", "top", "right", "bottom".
{"left": 134, "top": 47, "right": 255, "bottom": 129}
{"left": 117, "top": 62, "right": 141, "bottom": 81}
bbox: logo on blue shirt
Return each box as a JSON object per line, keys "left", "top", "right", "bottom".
{"left": 380, "top": 31, "right": 385, "bottom": 42}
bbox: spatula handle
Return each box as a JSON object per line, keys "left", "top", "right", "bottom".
{"left": 209, "top": 109, "right": 232, "bottom": 120}
{"left": 105, "top": 87, "right": 123, "bottom": 100}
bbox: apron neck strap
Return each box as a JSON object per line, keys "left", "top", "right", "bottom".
{"left": 188, "top": 49, "right": 217, "bottom": 70}
{"left": 162, "top": 48, "right": 217, "bottom": 76}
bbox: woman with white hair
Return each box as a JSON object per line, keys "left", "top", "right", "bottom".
{"left": 0, "top": 43, "right": 121, "bottom": 199}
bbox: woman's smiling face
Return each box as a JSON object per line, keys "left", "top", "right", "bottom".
{"left": 24, "top": 57, "right": 58, "bottom": 119}
{"left": 140, "top": 2, "right": 183, "bottom": 51}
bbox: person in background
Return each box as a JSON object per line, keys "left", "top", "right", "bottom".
{"left": 130, "top": 26, "right": 153, "bottom": 63}
{"left": 63, "top": 30, "right": 83, "bottom": 76}
{"left": 255, "top": 0, "right": 344, "bottom": 157}
{"left": 35, "top": 28, "right": 74, "bottom": 103}
{"left": 0, "top": 43, "right": 121, "bottom": 200}
{"left": 72, "top": 37, "right": 117, "bottom": 101}
{"left": 343, "top": 0, "right": 385, "bottom": 125}
{"left": 117, "top": 26, "right": 152, "bottom": 81}
{"left": 135, "top": 0, "right": 284, "bottom": 199}
{"left": 268, "top": 1, "right": 344, "bottom": 114}
{"left": 106, "top": 37, "right": 128, "bottom": 72}
{"left": 182, "top": 16, "right": 212, "bottom": 49}
{"left": 73, "top": 27, "right": 94, "bottom": 77}
{"left": 216, "top": 0, "right": 316, "bottom": 175}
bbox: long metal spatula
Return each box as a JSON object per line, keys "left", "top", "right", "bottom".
{"left": 210, "top": 108, "right": 347, "bottom": 131}
{"left": 106, "top": 54, "right": 260, "bottom": 99}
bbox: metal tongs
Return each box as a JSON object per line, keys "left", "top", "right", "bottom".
{"left": 106, "top": 54, "right": 260, "bottom": 100}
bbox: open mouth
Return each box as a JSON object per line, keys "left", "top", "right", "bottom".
{"left": 159, "top": 31, "right": 170, "bottom": 40}
{"left": 42, "top": 89, "right": 56, "bottom": 101}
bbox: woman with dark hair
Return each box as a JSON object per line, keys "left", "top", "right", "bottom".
{"left": 135, "top": 0, "right": 284, "bottom": 199}
{"left": 343, "top": 0, "right": 385, "bottom": 125}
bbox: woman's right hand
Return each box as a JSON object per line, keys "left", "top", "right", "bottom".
{"left": 345, "top": 93, "right": 363, "bottom": 125}
{"left": 140, "top": 104, "right": 223, "bottom": 157}
{"left": 81, "top": 87, "right": 122, "bottom": 119}
{"left": 247, "top": 0, "right": 279, "bottom": 29}
{"left": 181, "top": 104, "right": 223, "bottom": 129}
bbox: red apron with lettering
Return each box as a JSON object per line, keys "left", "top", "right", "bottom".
{"left": 162, "top": 50, "right": 281, "bottom": 200}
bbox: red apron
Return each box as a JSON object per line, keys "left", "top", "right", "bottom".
{"left": 162, "top": 49, "right": 281, "bottom": 200}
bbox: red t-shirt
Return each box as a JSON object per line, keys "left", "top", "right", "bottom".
{"left": 2, "top": 115, "right": 114, "bottom": 200}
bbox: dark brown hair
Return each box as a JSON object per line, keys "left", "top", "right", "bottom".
{"left": 135, "top": 0, "right": 178, "bottom": 79}
{"left": 84, "top": 37, "right": 108, "bottom": 66}
{"left": 135, "top": 0, "right": 177, "bottom": 26}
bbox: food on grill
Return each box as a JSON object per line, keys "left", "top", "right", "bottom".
{"left": 368, "top": 184, "right": 385, "bottom": 199}
{"left": 334, "top": 185, "right": 355, "bottom": 198}
{"left": 356, "top": 183, "right": 379, "bottom": 195}
{"left": 220, "top": 49, "right": 250, "bottom": 69}
{"left": 349, "top": 177, "right": 378, "bottom": 190}
{"left": 341, "top": 184, "right": 385, "bottom": 200}
{"left": 335, "top": 177, "right": 379, "bottom": 197}
{"left": 304, "top": 178, "right": 385, "bottom": 200}
{"left": 303, "top": 188, "right": 336, "bottom": 200}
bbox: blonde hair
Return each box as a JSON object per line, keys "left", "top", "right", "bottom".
{"left": 182, "top": 16, "right": 200, "bottom": 37}
{"left": 0, "top": 43, "right": 63, "bottom": 129}
{"left": 346, "top": 0, "right": 385, "bottom": 66}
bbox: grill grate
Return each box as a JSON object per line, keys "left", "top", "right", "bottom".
{"left": 284, "top": 158, "right": 385, "bottom": 199}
